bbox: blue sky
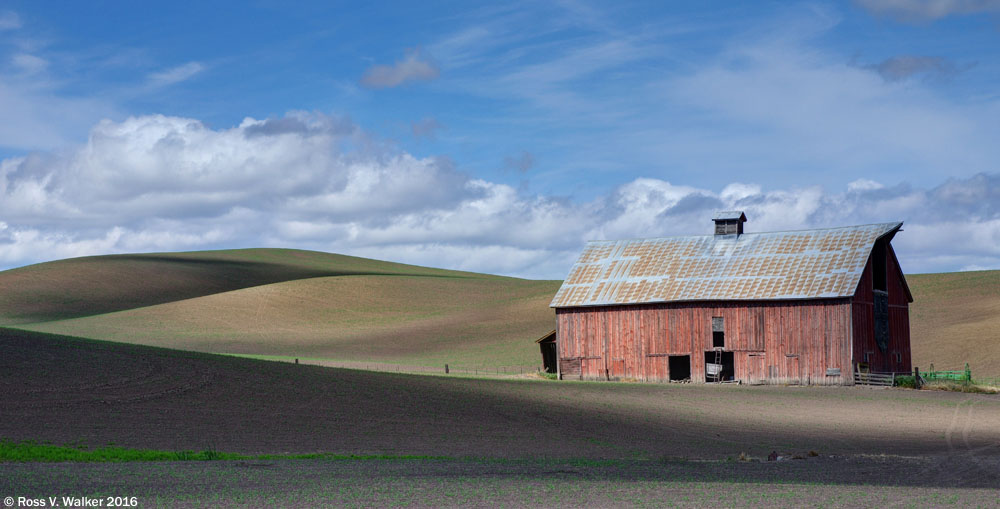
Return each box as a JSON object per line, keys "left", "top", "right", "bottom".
{"left": 2, "top": 1, "right": 1000, "bottom": 278}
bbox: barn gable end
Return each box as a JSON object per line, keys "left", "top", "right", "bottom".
{"left": 851, "top": 240, "right": 912, "bottom": 375}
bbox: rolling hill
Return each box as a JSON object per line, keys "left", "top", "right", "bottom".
{"left": 0, "top": 248, "right": 502, "bottom": 324}
{"left": 907, "top": 270, "right": 1000, "bottom": 379}
{"left": 1, "top": 249, "right": 560, "bottom": 367}
{"left": 2, "top": 249, "right": 999, "bottom": 376}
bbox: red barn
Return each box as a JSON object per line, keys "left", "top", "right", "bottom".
{"left": 549, "top": 212, "right": 912, "bottom": 385}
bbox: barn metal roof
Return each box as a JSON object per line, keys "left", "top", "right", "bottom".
{"left": 550, "top": 222, "right": 903, "bottom": 308}
{"left": 713, "top": 210, "right": 746, "bottom": 221}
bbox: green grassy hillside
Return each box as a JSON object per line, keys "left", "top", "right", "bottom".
{"left": 908, "top": 270, "right": 1000, "bottom": 379}
{"left": 4, "top": 249, "right": 559, "bottom": 367}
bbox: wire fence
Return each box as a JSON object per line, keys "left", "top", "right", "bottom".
{"left": 285, "top": 358, "right": 544, "bottom": 377}
{"left": 282, "top": 357, "right": 998, "bottom": 386}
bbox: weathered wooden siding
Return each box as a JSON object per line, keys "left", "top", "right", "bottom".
{"left": 851, "top": 244, "right": 912, "bottom": 374}
{"left": 556, "top": 299, "right": 853, "bottom": 385}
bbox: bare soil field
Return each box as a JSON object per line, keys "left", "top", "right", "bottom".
{"left": 2, "top": 329, "right": 999, "bottom": 506}
{"left": 5, "top": 329, "right": 1000, "bottom": 460}
{"left": 3, "top": 456, "right": 999, "bottom": 508}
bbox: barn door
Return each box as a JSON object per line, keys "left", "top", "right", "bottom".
{"left": 785, "top": 354, "right": 800, "bottom": 385}
{"left": 748, "top": 353, "right": 765, "bottom": 385}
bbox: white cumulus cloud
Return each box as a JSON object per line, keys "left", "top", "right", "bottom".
{"left": 3, "top": 112, "right": 1000, "bottom": 278}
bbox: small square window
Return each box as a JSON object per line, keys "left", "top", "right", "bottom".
{"left": 712, "top": 317, "right": 724, "bottom": 348}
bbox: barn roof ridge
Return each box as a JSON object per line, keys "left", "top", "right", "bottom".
{"left": 551, "top": 221, "right": 904, "bottom": 308}
{"left": 581, "top": 221, "right": 903, "bottom": 244}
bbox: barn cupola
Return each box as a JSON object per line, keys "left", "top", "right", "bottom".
{"left": 713, "top": 210, "right": 747, "bottom": 236}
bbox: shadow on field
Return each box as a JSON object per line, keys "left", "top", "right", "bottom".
{"left": 0, "top": 253, "right": 465, "bottom": 324}
{"left": 2, "top": 328, "right": 999, "bottom": 490}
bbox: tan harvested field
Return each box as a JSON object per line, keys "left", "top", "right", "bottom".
{"left": 2, "top": 328, "right": 999, "bottom": 506}
{"left": 909, "top": 270, "right": 1000, "bottom": 379}
{"left": 2, "top": 249, "right": 560, "bottom": 367}
{"left": 0, "top": 248, "right": 484, "bottom": 325}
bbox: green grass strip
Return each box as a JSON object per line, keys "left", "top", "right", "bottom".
{"left": 0, "top": 440, "right": 453, "bottom": 463}
{"left": 0, "top": 440, "right": 249, "bottom": 462}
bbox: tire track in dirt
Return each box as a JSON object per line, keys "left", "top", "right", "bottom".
{"left": 3, "top": 332, "right": 217, "bottom": 411}
{"left": 908, "top": 397, "right": 972, "bottom": 486}
{"left": 934, "top": 396, "right": 1000, "bottom": 488}
{"left": 956, "top": 399, "right": 1000, "bottom": 486}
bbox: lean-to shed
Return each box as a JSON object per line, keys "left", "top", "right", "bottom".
{"left": 549, "top": 212, "right": 912, "bottom": 385}
{"left": 536, "top": 330, "right": 557, "bottom": 374}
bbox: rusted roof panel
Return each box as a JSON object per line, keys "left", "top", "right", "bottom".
{"left": 551, "top": 222, "right": 903, "bottom": 308}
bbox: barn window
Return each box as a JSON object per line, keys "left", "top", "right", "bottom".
{"left": 712, "top": 316, "right": 725, "bottom": 348}
{"left": 715, "top": 220, "right": 739, "bottom": 235}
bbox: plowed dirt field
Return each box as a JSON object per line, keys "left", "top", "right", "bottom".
{"left": 3, "top": 329, "right": 999, "bottom": 506}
